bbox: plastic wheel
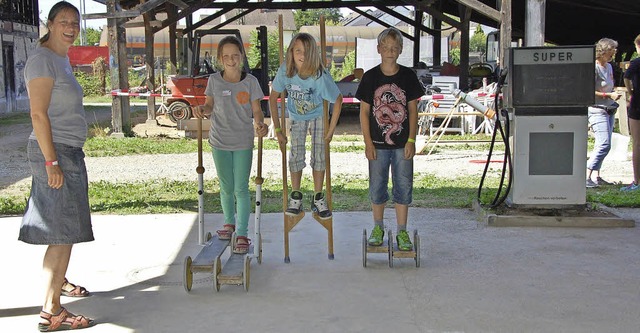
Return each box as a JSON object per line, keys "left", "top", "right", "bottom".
{"left": 206, "top": 232, "right": 212, "bottom": 242}
{"left": 362, "top": 229, "right": 367, "bottom": 268}
{"left": 183, "top": 256, "right": 193, "bottom": 292}
{"left": 243, "top": 255, "right": 251, "bottom": 292}
{"left": 387, "top": 229, "right": 394, "bottom": 268}
{"left": 167, "top": 101, "right": 191, "bottom": 123}
{"left": 213, "top": 257, "right": 221, "bottom": 292}
{"left": 414, "top": 230, "right": 421, "bottom": 268}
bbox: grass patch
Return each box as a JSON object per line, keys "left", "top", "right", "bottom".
{"left": 0, "top": 196, "right": 27, "bottom": 215}
{"left": 0, "top": 173, "right": 507, "bottom": 215}
{"left": 0, "top": 113, "right": 30, "bottom": 126}
{"left": 587, "top": 185, "right": 640, "bottom": 207}
{"left": 84, "top": 137, "right": 198, "bottom": 157}
{"left": 83, "top": 96, "right": 149, "bottom": 104}
{"left": 83, "top": 136, "right": 365, "bottom": 157}
{"left": 6, "top": 170, "right": 638, "bottom": 216}
{"left": 3, "top": 170, "right": 640, "bottom": 216}
{"left": 81, "top": 134, "right": 503, "bottom": 157}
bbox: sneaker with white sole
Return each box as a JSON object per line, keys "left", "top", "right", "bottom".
{"left": 311, "top": 192, "right": 332, "bottom": 219}
{"left": 620, "top": 182, "right": 640, "bottom": 192}
{"left": 586, "top": 178, "right": 599, "bottom": 188}
{"left": 286, "top": 191, "right": 303, "bottom": 216}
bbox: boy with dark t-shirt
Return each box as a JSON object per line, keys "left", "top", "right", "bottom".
{"left": 356, "top": 27, "right": 424, "bottom": 250}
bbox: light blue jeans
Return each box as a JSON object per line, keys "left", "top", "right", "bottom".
{"left": 212, "top": 148, "right": 253, "bottom": 237}
{"left": 368, "top": 148, "right": 414, "bottom": 205}
{"left": 587, "top": 107, "right": 615, "bottom": 171}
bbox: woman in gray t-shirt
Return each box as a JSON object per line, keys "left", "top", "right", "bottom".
{"left": 192, "top": 36, "right": 268, "bottom": 254}
{"left": 19, "top": 2, "right": 95, "bottom": 331}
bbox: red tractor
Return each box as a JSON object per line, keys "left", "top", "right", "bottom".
{"left": 163, "top": 27, "right": 269, "bottom": 123}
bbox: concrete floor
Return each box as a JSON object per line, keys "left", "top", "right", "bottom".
{"left": 1, "top": 208, "right": 639, "bottom": 332}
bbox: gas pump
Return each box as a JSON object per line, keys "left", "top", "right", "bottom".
{"left": 461, "top": 46, "right": 595, "bottom": 209}
{"left": 504, "top": 46, "right": 595, "bottom": 208}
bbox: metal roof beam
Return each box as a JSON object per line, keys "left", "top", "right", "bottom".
{"left": 350, "top": 7, "right": 415, "bottom": 42}
{"left": 375, "top": 6, "right": 438, "bottom": 36}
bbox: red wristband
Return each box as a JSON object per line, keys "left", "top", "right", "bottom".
{"left": 45, "top": 160, "right": 58, "bottom": 166}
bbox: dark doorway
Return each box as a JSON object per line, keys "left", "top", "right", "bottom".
{"left": 3, "top": 42, "right": 16, "bottom": 113}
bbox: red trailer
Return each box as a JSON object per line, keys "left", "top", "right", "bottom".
{"left": 68, "top": 46, "right": 109, "bottom": 68}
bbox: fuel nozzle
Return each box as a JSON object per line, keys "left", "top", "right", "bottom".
{"left": 453, "top": 89, "right": 496, "bottom": 119}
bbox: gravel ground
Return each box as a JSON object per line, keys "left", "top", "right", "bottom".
{"left": 1, "top": 111, "right": 635, "bottom": 197}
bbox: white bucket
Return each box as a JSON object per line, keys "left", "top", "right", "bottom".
{"left": 609, "top": 133, "right": 630, "bottom": 161}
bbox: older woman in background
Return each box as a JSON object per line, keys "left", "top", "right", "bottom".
{"left": 586, "top": 38, "right": 621, "bottom": 188}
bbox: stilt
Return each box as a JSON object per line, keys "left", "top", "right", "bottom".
{"left": 316, "top": 15, "right": 334, "bottom": 260}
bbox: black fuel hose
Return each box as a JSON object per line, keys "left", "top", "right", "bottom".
{"left": 477, "top": 68, "right": 513, "bottom": 208}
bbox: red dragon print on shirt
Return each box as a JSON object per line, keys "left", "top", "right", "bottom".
{"left": 373, "top": 83, "right": 407, "bottom": 145}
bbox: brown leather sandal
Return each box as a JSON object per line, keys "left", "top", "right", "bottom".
{"left": 38, "top": 307, "right": 95, "bottom": 332}
{"left": 61, "top": 278, "right": 90, "bottom": 297}
{"left": 233, "top": 236, "right": 251, "bottom": 254}
{"left": 216, "top": 224, "right": 235, "bottom": 240}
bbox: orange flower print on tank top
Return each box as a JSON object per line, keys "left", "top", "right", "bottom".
{"left": 236, "top": 91, "right": 250, "bottom": 105}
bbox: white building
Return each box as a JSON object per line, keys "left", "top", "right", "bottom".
{"left": 0, "top": 0, "right": 39, "bottom": 114}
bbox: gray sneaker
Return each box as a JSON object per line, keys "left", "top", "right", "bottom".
{"left": 596, "top": 177, "right": 613, "bottom": 186}
{"left": 286, "top": 191, "right": 303, "bottom": 216}
{"left": 586, "top": 178, "right": 599, "bottom": 188}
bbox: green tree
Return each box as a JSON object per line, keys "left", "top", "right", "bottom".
{"left": 449, "top": 48, "right": 460, "bottom": 66}
{"left": 469, "top": 25, "right": 486, "bottom": 53}
{"left": 247, "top": 30, "right": 283, "bottom": 79}
{"left": 329, "top": 50, "right": 355, "bottom": 81}
{"left": 74, "top": 27, "right": 102, "bottom": 46}
{"left": 293, "top": 6, "right": 342, "bottom": 30}
{"left": 85, "top": 27, "right": 102, "bottom": 46}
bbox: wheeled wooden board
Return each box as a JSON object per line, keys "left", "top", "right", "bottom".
{"left": 212, "top": 233, "right": 255, "bottom": 292}
{"left": 362, "top": 229, "right": 420, "bottom": 268}
{"left": 184, "top": 112, "right": 264, "bottom": 293}
{"left": 183, "top": 232, "right": 230, "bottom": 292}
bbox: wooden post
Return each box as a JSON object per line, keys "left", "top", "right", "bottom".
{"left": 106, "top": 0, "right": 130, "bottom": 137}
{"left": 413, "top": 10, "right": 423, "bottom": 67}
{"left": 433, "top": 16, "right": 442, "bottom": 67}
{"left": 143, "top": 8, "right": 157, "bottom": 125}
{"left": 458, "top": 5, "right": 471, "bottom": 91}
{"left": 499, "top": 0, "right": 512, "bottom": 71}
{"left": 166, "top": 3, "right": 178, "bottom": 75}
{"left": 525, "top": 0, "right": 546, "bottom": 47}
